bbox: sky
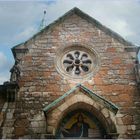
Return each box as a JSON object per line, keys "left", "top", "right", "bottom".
{"left": 0, "top": 0, "right": 140, "bottom": 84}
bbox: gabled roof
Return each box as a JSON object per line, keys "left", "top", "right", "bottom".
{"left": 43, "top": 84, "right": 119, "bottom": 114}
{"left": 12, "top": 7, "right": 135, "bottom": 53}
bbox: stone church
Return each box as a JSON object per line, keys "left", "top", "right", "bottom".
{"left": 0, "top": 7, "right": 140, "bottom": 139}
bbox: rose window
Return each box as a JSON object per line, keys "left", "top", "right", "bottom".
{"left": 55, "top": 45, "right": 99, "bottom": 80}
{"left": 63, "top": 50, "right": 92, "bottom": 76}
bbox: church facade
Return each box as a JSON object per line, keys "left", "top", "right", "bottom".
{"left": 0, "top": 7, "right": 140, "bottom": 139}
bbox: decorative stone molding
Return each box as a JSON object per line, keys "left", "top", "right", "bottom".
{"left": 43, "top": 85, "right": 119, "bottom": 138}
{"left": 45, "top": 95, "right": 118, "bottom": 138}
{"left": 10, "top": 58, "right": 21, "bottom": 82}
{"left": 43, "top": 84, "right": 118, "bottom": 114}
{"left": 55, "top": 44, "right": 100, "bottom": 81}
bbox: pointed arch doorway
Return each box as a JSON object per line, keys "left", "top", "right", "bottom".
{"left": 56, "top": 109, "right": 107, "bottom": 139}
{"left": 43, "top": 84, "right": 119, "bottom": 139}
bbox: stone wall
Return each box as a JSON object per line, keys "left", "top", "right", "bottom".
{"left": 0, "top": 94, "right": 6, "bottom": 138}
{"left": 1, "top": 11, "right": 140, "bottom": 138}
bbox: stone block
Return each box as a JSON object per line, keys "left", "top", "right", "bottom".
{"left": 31, "top": 121, "right": 39, "bottom": 128}
{"left": 131, "top": 125, "right": 136, "bottom": 130}
{"left": 21, "top": 135, "right": 32, "bottom": 139}
{"left": 0, "top": 112, "right": 4, "bottom": 126}
{"left": 15, "top": 127, "right": 26, "bottom": 137}
{"left": 31, "top": 127, "right": 46, "bottom": 134}
{"left": 101, "top": 108, "right": 109, "bottom": 118}
{"left": 38, "top": 121, "right": 46, "bottom": 128}
{"left": 47, "top": 118, "right": 57, "bottom": 126}
{"left": 75, "top": 94, "right": 84, "bottom": 102}
{"left": 106, "top": 47, "right": 116, "bottom": 53}
{"left": 6, "top": 112, "right": 13, "bottom": 120}
{"left": 94, "top": 77, "right": 103, "bottom": 85}
{"left": 4, "top": 120, "right": 15, "bottom": 127}
{"left": 43, "top": 92, "right": 50, "bottom": 97}
{"left": 33, "top": 113, "right": 45, "bottom": 121}
{"left": 6, "top": 134, "right": 14, "bottom": 139}
{"left": 47, "top": 125, "right": 54, "bottom": 134}
{"left": 117, "top": 125, "right": 127, "bottom": 134}
{"left": 116, "top": 117, "right": 123, "bottom": 125}
{"left": 122, "top": 115, "right": 133, "bottom": 125}
{"left": 110, "top": 95, "right": 120, "bottom": 102}
{"left": 127, "top": 125, "right": 132, "bottom": 130}
{"left": 50, "top": 108, "right": 61, "bottom": 117}
{"left": 116, "top": 113, "right": 124, "bottom": 118}
{"left": 88, "top": 79, "right": 94, "bottom": 85}
{"left": 93, "top": 102, "right": 102, "bottom": 111}
{"left": 2, "top": 127, "right": 14, "bottom": 134}
{"left": 118, "top": 94, "right": 131, "bottom": 102}
{"left": 67, "top": 96, "right": 78, "bottom": 105}
{"left": 58, "top": 102, "right": 68, "bottom": 112}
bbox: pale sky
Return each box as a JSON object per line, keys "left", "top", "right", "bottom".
{"left": 0, "top": 0, "right": 140, "bottom": 84}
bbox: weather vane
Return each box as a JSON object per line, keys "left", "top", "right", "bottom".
{"left": 39, "top": 10, "right": 47, "bottom": 31}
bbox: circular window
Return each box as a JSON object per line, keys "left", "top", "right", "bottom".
{"left": 55, "top": 45, "right": 99, "bottom": 80}
{"left": 63, "top": 50, "right": 92, "bottom": 75}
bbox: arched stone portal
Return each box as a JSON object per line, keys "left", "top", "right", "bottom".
{"left": 43, "top": 85, "right": 119, "bottom": 139}
{"left": 56, "top": 109, "right": 107, "bottom": 138}
{"left": 54, "top": 101, "right": 118, "bottom": 139}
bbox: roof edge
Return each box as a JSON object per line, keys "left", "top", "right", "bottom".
{"left": 11, "top": 7, "right": 78, "bottom": 50}
{"left": 80, "top": 85, "right": 119, "bottom": 114}
{"left": 43, "top": 84, "right": 79, "bottom": 112}
{"left": 43, "top": 84, "right": 119, "bottom": 114}
{"left": 74, "top": 7, "right": 135, "bottom": 46}
{"left": 11, "top": 7, "right": 136, "bottom": 52}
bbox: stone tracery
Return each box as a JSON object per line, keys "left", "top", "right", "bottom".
{"left": 63, "top": 50, "right": 92, "bottom": 75}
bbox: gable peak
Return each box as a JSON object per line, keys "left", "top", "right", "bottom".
{"left": 12, "top": 7, "right": 135, "bottom": 53}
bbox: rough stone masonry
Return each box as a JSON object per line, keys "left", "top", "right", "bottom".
{"left": 0, "top": 7, "right": 140, "bottom": 139}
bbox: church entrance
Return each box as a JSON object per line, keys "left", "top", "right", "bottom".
{"left": 56, "top": 109, "right": 107, "bottom": 139}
